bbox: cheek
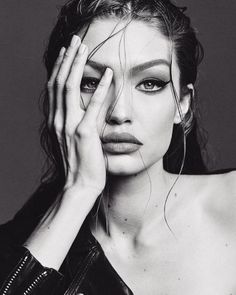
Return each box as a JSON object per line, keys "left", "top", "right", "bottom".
{"left": 139, "top": 93, "right": 176, "bottom": 134}
{"left": 137, "top": 94, "right": 176, "bottom": 153}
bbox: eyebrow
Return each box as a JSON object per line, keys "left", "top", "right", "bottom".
{"left": 86, "top": 59, "right": 170, "bottom": 75}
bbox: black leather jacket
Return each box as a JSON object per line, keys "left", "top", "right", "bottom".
{"left": 0, "top": 186, "right": 133, "bottom": 295}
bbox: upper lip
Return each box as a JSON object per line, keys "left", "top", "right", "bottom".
{"left": 102, "top": 132, "right": 143, "bottom": 145}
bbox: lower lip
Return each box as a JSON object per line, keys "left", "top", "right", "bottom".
{"left": 102, "top": 142, "right": 141, "bottom": 154}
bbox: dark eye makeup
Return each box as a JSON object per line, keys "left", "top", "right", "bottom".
{"left": 136, "top": 78, "right": 170, "bottom": 93}
{"left": 80, "top": 77, "right": 100, "bottom": 93}
{"left": 80, "top": 76, "right": 170, "bottom": 94}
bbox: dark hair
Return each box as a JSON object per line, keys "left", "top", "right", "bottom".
{"left": 38, "top": 0, "right": 207, "bottom": 211}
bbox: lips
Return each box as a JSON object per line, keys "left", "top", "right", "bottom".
{"left": 102, "top": 132, "right": 143, "bottom": 154}
{"left": 102, "top": 132, "right": 143, "bottom": 145}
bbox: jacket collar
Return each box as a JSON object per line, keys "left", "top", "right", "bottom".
{"left": 62, "top": 216, "right": 133, "bottom": 294}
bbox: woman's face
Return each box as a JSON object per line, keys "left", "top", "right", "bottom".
{"left": 80, "top": 19, "right": 189, "bottom": 176}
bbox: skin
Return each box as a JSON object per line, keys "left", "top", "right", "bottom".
{"left": 27, "top": 18, "right": 236, "bottom": 295}
{"left": 80, "top": 19, "right": 189, "bottom": 176}
{"left": 80, "top": 20, "right": 236, "bottom": 294}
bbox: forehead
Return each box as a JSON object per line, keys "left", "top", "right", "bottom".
{"left": 80, "top": 19, "right": 175, "bottom": 70}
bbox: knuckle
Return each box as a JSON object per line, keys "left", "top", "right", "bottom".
{"left": 47, "top": 80, "right": 54, "bottom": 90}
{"left": 64, "top": 124, "right": 74, "bottom": 137}
{"left": 75, "top": 125, "right": 91, "bottom": 138}
{"left": 54, "top": 123, "right": 62, "bottom": 135}
{"left": 54, "top": 118, "right": 63, "bottom": 134}
{"left": 97, "top": 79, "right": 106, "bottom": 88}
{"left": 55, "top": 76, "right": 64, "bottom": 88}
{"left": 64, "top": 49, "right": 71, "bottom": 58}
{"left": 63, "top": 46, "right": 75, "bottom": 59}
{"left": 65, "top": 80, "right": 74, "bottom": 92}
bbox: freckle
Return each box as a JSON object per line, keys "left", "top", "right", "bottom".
{"left": 143, "top": 268, "right": 146, "bottom": 272}
{"left": 174, "top": 193, "right": 177, "bottom": 198}
{"left": 225, "top": 243, "right": 229, "bottom": 247}
{"left": 125, "top": 218, "right": 128, "bottom": 222}
{"left": 122, "top": 231, "right": 125, "bottom": 235}
{"left": 155, "top": 204, "right": 158, "bottom": 208}
{"left": 178, "top": 277, "right": 181, "bottom": 281}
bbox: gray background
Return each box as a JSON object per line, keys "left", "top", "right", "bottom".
{"left": 0, "top": 0, "right": 235, "bottom": 224}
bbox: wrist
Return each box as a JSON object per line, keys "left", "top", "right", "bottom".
{"left": 62, "top": 185, "right": 101, "bottom": 207}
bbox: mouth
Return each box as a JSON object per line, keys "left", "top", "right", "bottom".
{"left": 102, "top": 132, "right": 143, "bottom": 154}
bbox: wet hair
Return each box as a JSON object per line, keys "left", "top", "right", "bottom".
{"left": 35, "top": 0, "right": 208, "bottom": 224}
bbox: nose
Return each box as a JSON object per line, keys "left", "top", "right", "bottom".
{"left": 106, "top": 86, "right": 132, "bottom": 125}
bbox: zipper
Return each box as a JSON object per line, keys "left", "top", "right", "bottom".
{"left": 2, "top": 254, "right": 29, "bottom": 294}
{"left": 23, "top": 270, "right": 48, "bottom": 295}
{"left": 2, "top": 253, "right": 48, "bottom": 295}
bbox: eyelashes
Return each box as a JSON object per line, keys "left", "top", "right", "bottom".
{"left": 80, "top": 77, "right": 99, "bottom": 93}
{"left": 136, "top": 78, "right": 170, "bottom": 93}
{"left": 80, "top": 77, "right": 170, "bottom": 94}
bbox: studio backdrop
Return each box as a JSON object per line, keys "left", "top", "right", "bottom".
{"left": 0, "top": 0, "right": 236, "bottom": 223}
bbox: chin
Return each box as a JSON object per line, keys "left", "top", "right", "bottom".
{"left": 105, "top": 153, "right": 153, "bottom": 176}
{"left": 107, "top": 167, "right": 138, "bottom": 176}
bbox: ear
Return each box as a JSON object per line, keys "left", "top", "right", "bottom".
{"left": 174, "top": 84, "right": 194, "bottom": 124}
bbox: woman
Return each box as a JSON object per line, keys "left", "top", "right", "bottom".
{"left": 0, "top": 0, "right": 236, "bottom": 294}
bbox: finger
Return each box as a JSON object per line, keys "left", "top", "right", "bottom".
{"left": 47, "top": 47, "right": 66, "bottom": 128}
{"left": 54, "top": 35, "right": 81, "bottom": 133}
{"left": 57, "top": 133, "right": 69, "bottom": 175}
{"left": 82, "top": 68, "right": 113, "bottom": 127}
{"left": 65, "top": 43, "right": 88, "bottom": 133}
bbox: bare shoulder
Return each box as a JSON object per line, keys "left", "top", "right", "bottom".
{"left": 183, "top": 170, "right": 236, "bottom": 230}
{"left": 199, "top": 170, "right": 236, "bottom": 209}
{"left": 175, "top": 172, "right": 236, "bottom": 291}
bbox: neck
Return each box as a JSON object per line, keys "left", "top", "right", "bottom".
{"left": 92, "top": 162, "right": 177, "bottom": 243}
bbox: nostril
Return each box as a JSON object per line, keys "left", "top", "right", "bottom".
{"left": 106, "top": 114, "right": 131, "bottom": 125}
{"left": 107, "top": 118, "right": 117, "bottom": 125}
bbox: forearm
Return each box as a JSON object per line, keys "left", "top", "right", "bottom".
{"left": 24, "top": 187, "right": 97, "bottom": 271}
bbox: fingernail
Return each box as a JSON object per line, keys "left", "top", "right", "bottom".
{"left": 71, "top": 35, "right": 80, "bottom": 47}
{"left": 105, "top": 67, "right": 113, "bottom": 77}
{"left": 59, "top": 47, "right": 66, "bottom": 56}
{"left": 79, "top": 44, "right": 87, "bottom": 54}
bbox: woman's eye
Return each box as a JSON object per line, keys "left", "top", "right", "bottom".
{"left": 136, "top": 79, "right": 170, "bottom": 93}
{"left": 81, "top": 77, "right": 99, "bottom": 93}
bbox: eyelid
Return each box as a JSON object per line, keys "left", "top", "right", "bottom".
{"left": 82, "top": 71, "right": 102, "bottom": 79}
{"left": 137, "top": 77, "right": 170, "bottom": 84}
{"left": 136, "top": 78, "right": 170, "bottom": 93}
{"left": 81, "top": 76, "right": 100, "bottom": 83}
